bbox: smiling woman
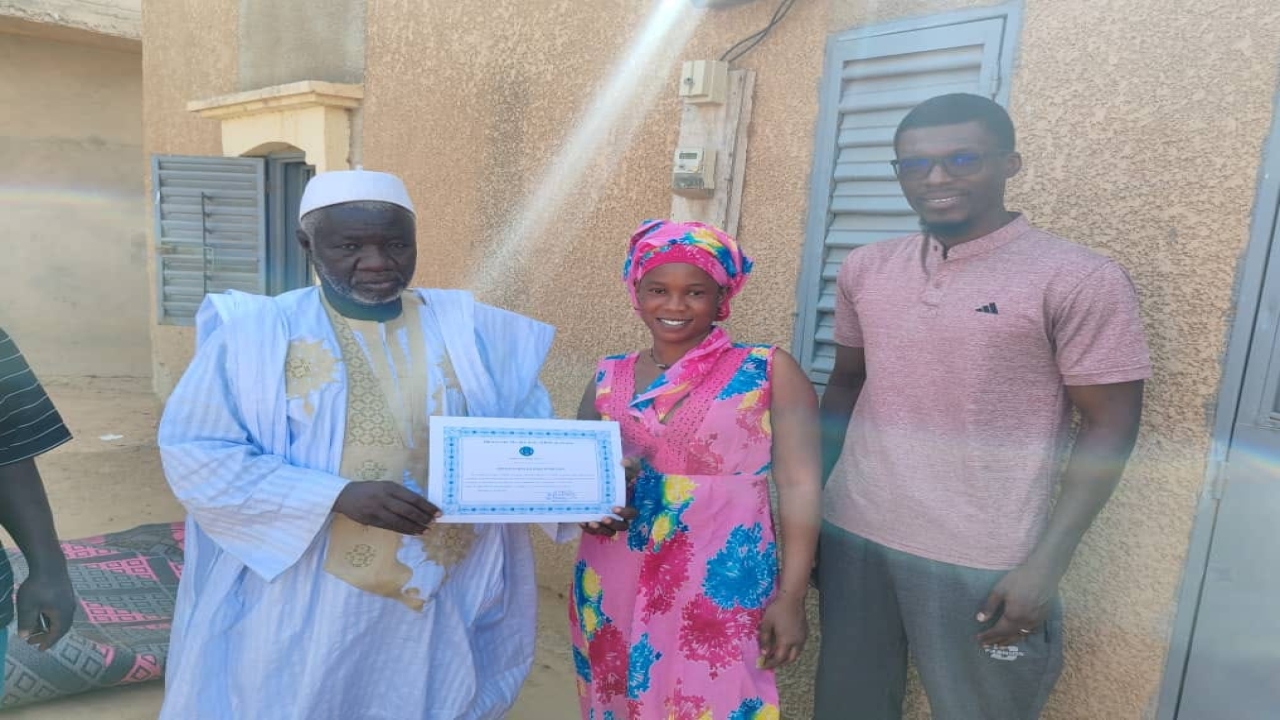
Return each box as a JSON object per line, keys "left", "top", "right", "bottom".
{"left": 634, "top": 264, "right": 723, "bottom": 367}
{"left": 567, "top": 219, "right": 822, "bottom": 719}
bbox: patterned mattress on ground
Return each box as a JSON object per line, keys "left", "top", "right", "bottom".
{"left": 1, "top": 522, "right": 183, "bottom": 708}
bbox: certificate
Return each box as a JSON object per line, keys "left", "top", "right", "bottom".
{"left": 427, "top": 416, "right": 626, "bottom": 523}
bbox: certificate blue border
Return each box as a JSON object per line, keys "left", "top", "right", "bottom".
{"left": 439, "top": 427, "right": 619, "bottom": 516}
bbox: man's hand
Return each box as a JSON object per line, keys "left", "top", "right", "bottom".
{"left": 758, "top": 596, "right": 808, "bottom": 670}
{"left": 0, "top": 457, "right": 77, "bottom": 651}
{"left": 976, "top": 563, "right": 1057, "bottom": 647}
{"left": 16, "top": 568, "right": 75, "bottom": 651}
{"left": 579, "top": 506, "right": 638, "bottom": 538}
{"left": 332, "top": 482, "right": 441, "bottom": 535}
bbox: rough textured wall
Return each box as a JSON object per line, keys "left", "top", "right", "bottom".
{"left": 0, "top": 32, "right": 146, "bottom": 376}
{"left": 364, "top": 0, "right": 828, "bottom": 411}
{"left": 1008, "top": 2, "right": 1280, "bottom": 718}
{"left": 142, "top": 0, "right": 237, "bottom": 396}
{"left": 236, "top": 0, "right": 364, "bottom": 90}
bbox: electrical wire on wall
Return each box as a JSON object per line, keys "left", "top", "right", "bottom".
{"left": 718, "top": 0, "right": 797, "bottom": 65}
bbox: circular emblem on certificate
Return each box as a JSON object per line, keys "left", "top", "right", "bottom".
{"left": 519, "top": 446, "right": 535, "bottom": 457}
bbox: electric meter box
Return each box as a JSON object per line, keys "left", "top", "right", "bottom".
{"left": 679, "top": 60, "right": 729, "bottom": 105}
{"left": 672, "top": 147, "right": 717, "bottom": 197}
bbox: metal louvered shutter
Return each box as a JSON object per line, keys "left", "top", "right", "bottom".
{"left": 152, "top": 155, "right": 267, "bottom": 325}
{"left": 794, "top": 14, "right": 1013, "bottom": 388}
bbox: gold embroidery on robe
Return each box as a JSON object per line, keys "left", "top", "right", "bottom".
{"left": 284, "top": 339, "right": 340, "bottom": 416}
{"left": 315, "top": 293, "right": 476, "bottom": 610}
{"left": 356, "top": 459, "right": 389, "bottom": 482}
{"left": 335, "top": 319, "right": 401, "bottom": 448}
{"left": 420, "top": 524, "right": 476, "bottom": 568}
{"left": 321, "top": 303, "right": 417, "bottom": 608}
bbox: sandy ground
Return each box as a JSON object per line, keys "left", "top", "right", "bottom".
{"left": 1, "top": 377, "right": 578, "bottom": 719}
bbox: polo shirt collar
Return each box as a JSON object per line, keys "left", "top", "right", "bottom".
{"left": 930, "top": 213, "right": 1031, "bottom": 260}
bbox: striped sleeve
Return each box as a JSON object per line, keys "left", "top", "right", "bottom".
{"left": 0, "top": 328, "right": 71, "bottom": 466}
{"left": 157, "top": 326, "right": 350, "bottom": 581}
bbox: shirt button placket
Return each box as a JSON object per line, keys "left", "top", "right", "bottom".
{"left": 920, "top": 240, "right": 945, "bottom": 315}
{"left": 921, "top": 273, "right": 943, "bottom": 315}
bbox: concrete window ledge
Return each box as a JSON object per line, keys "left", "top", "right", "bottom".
{"left": 0, "top": 0, "right": 141, "bottom": 42}
{"left": 187, "top": 80, "right": 362, "bottom": 172}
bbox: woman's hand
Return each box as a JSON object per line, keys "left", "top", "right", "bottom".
{"left": 757, "top": 595, "right": 808, "bottom": 670}
{"left": 579, "top": 506, "right": 638, "bottom": 537}
{"left": 580, "top": 458, "right": 643, "bottom": 537}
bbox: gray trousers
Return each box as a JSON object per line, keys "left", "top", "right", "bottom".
{"left": 814, "top": 523, "right": 1063, "bottom": 720}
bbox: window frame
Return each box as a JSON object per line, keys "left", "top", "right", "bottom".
{"left": 153, "top": 152, "right": 315, "bottom": 326}
{"left": 152, "top": 154, "right": 267, "bottom": 326}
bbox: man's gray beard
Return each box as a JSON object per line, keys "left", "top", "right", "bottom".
{"left": 315, "top": 265, "right": 404, "bottom": 306}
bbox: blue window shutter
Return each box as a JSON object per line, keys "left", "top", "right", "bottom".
{"left": 152, "top": 155, "right": 267, "bottom": 326}
{"left": 794, "top": 11, "right": 1015, "bottom": 388}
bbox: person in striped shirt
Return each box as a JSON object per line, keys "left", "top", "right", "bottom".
{"left": 0, "top": 327, "right": 76, "bottom": 668}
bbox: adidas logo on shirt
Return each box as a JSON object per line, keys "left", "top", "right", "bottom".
{"left": 975, "top": 303, "right": 999, "bottom": 315}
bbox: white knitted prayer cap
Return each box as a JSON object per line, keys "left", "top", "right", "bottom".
{"left": 298, "top": 167, "right": 415, "bottom": 221}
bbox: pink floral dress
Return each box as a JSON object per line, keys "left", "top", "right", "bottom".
{"left": 571, "top": 329, "right": 781, "bottom": 720}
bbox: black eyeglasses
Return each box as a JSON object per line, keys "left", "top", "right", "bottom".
{"left": 890, "top": 151, "right": 1007, "bottom": 181}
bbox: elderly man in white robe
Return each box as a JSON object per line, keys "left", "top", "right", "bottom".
{"left": 157, "top": 170, "right": 597, "bottom": 719}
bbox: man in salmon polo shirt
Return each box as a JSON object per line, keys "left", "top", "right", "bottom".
{"left": 813, "top": 93, "right": 1151, "bottom": 720}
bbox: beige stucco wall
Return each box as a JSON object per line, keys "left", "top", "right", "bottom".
{"left": 236, "top": 0, "right": 364, "bottom": 91}
{"left": 146, "top": 0, "right": 366, "bottom": 396}
{"left": 143, "top": 0, "right": 1280, "bottom": 716}
{"left": 1000, "top": 2, "right": 1279, "bottom": 717}
{"left": 143, "top": 0, "right": 237, "bottom": 394}
{"left": 0, "top": 29, "right": 146, "bottom": 377}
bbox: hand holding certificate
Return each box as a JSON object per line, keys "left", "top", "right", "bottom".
{"left": 427, "top": 416, "right": 627, "bottom": 524}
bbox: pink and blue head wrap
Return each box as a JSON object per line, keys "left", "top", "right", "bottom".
{"left": 622, "top": 219, "right": 753, "bottom": 321}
